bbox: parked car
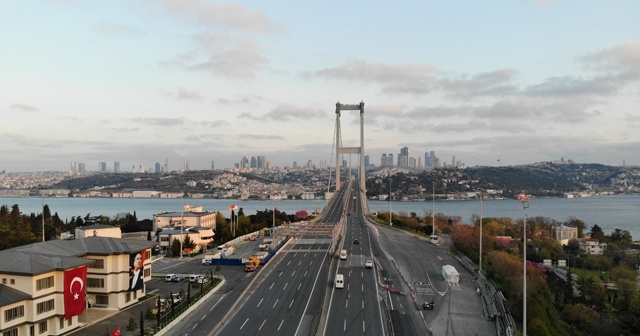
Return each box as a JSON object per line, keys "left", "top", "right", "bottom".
{"left": 165, "top": 274, "right": 175, "bottom": 282}
{"left": 196, "top": 276, "right": 209, "bottom": 284}
{"left": 171, "top": 293, "right": 181, "bottom": 304}
{"left": 189, "top": 275, "right": 198, "bottom": 283}
{"left": 171, "top": 275, "right": 185, "bottom": 282}
{"left": 365, "top": 260, "right": 373, "bottom": 268}
{"left": 353, "top": 239, "right": 359, "bottom": 244}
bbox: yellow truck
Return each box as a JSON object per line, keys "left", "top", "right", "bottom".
{"left": 245, "top": 256, "right": 260, "bottom": 272}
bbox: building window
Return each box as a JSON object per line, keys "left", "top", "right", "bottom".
{"left": 59, "top": 317, "right": 64, "bottom": 329}
{"left": 36, "top": 299, "right": 55, "bottom": 314}
{"left": 68, "top": 318, "right": 72, "bottom": 326}
{"left": 87, "top": 259, "right": 104, "bottom": 269}
{"left": 125, "top": 292, "right": 131, "bottom": 303}
{"left": 30, "top": 325, "right": 34, "bottom": 336}
{"left": 87, "top": 278, "right": 105, "bottom": 288}
{"left": 144, "top": 268, "right": 151, "bottom": 277}
{"left": 145, "top": 250, "right": 151, "bottom": 259}
{"left": 39, "top": 321, "right": 48, "bottom": 333}
{"left": 36, "top": 276, "right": 54, "bottom": 291}
{"left": 4, "top": 306, "right": 24, "bottom": 322}
{"left": 96, "top": 295, "right": 109, "bottom": 305}
{"left": 2, "top": 328, "right": 18, "bottom": 336}
{"left": 1, "top": 278, "right": 6, "bottom": 284}
{"left": 10, "top": 279, "right": 14, "bottom": 285}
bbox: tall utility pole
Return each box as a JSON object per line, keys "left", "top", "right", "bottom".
{"left": 432, "top": 183, "right": 436, "bottom": 235}
{"left": 479, "top": 191, "right": 483, "bottom": 274}
{"left": 389, "top": 178, "right": 392, "bottom": 226}
{"left": 522, "top": 200, "right": 529, "bottom": 336}
{"left": 41, "top": 196, "right": 45, "bottom": 242}
{"left": 180, "top": 193, "right": 184, "bottom": 259}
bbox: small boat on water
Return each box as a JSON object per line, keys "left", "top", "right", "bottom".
{"left": 514, "top": 192, "right": 533, "bottom": 201}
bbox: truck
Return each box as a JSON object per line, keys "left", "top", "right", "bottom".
{"left": 441, "top": 265, "right": 459, "bottom": 284}
{"left": 245, "top": 256, "right": 260, "bottom": 272}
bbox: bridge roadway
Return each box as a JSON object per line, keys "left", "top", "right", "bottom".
{"left": 214, "top": 182, "right": 351, "bottom": 335}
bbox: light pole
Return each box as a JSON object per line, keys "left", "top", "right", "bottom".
{"left": 479, "top": 191, "right": 483, "bottom": 274}
{"left": 389, "top": 178, "right": 392, "bottom": 226}
{"left": 522, "top": 200, "right": 529, "bottom": 336}
{"left": 432, "top": 183, "right": 436, "bottom": 235}
{"left": 180, "top": 192, "right": 184, "bottom": 259}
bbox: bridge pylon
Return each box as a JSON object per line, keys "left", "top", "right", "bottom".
{"left": 334, "top": 101, "right": 365, "bottom": 193}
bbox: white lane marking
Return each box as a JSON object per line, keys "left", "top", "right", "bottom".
{"left": 345, "top": 300, "right": 348, "bottom": 309}
{"left": 273, "top": 299, "right": 279, "bottom": 308}
{"left": 283, "top": 283, "right": 288, "bottom": 290}
{"left": 278, "top": 319, "right": 285, "bottom": 331}
{"left": 287, "top": 261, "right": 291, "bottom": 266}
{"left": 304, "top": 271, "right": 308, "bottom": 277}
{"left": 201, "top": 314, "right": 207, "bottom": 320}
{"left": 270, "top": 282, "right": 275, "bottom": 289}
{"left": 362, "top": 284, "right": 364, "bottom": 292}
{"left": 240, "top": 318, "right": 249, "bottom": 329}
{"left": 298, "top": 283, "right": 302, "bottom": 290}
{"left": 292, "top": 270, "right": 296, "bottom": 276}
{"left": 209, "top": 294, "right": 226, "bottom": 311}
{"left": 363, "top": 320, "right": 366, "bottom": 332}
{"left": 257, "top": 298, "right": 263, "bottom": 307}
{"left": 362, "top": 300, "right": 364, "bottom": 309}
{"left": 344, "top": 319, "right": 347, "bottom": 331}
{"left": 289, "top": 299, "right": 295, "bottom": 308}
{"left": 192, "top": 324, "right": 197, "bottom": 330}
{"left": 259, "top": 319, "right": 267, "bottom": 331}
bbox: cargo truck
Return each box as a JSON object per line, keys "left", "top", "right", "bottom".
{"left": 244, "top": 256, "right": 260, "bottom": 272}
{"left": 441, "top": 265, "right": 459, "bottom": 284}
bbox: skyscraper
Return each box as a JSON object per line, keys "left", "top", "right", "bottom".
{"left": 98, "top": 162, "right": 107, "bottom": 172}
{"left": 155, "top": 162, "right": 161, "bottom": 173}
{"left": 364, "top": 155, "right": 370, "bottom": 167}
{"left": 211, "top": 161, "right": 215, "bottom": 170}
{"left": 114, "top": 161, "right": 120, "bottom": 172}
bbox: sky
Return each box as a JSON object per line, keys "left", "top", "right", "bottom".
{"left": 1, "top": 0, "right": 639, "bottom": 172}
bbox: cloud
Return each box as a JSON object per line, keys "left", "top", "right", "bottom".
{"left": 161, "top": 87, "right": 203, "bottom": 101}
{"left": 581, "top": 41, "right": 640, "bottom": 78}
{"left": 263, "top": 103, "right": 327, "bottom": 121}
{"left": 238, "top": 134, "right": 284, "bottom": 140}
{"left": 524, "top": 75, "right": 619, "bottom": 97}
{"left": 159, "top": 0, "right": 282, "bottom": 34}
{"left": 93, "top": 22, "right": 143, "bottom": 37}
{"left": 167, "top": 33, "right": 268, "bottom": 79}
{"left": 9, "top": 103, "right": 40, "bottom": 113}
{"left": 129, "top": 117, "right": 184, "bottom": 126}
{"left": 439, "top": 69, "right": 518, "bottom": 98}
{"left": 315, "top": 60, "right": 438, "bottom": 94}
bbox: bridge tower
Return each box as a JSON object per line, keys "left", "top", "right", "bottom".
{"left": 334, "top": 101, "right": 365, "bottom": 193}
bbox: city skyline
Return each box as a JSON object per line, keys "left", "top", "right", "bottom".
{"left": 2, "top": 1, "right": 639, "bottom": 172}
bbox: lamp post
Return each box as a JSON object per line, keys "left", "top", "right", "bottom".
{"left": 432, "top": 183, "right": 436, "bottom": 235}
{"left": 479, "top": 191, "right": 483, "bottom": 274}
{"left": 522, "top": 200, "right": 529, "bottom": 336}
{"left": 389, "top": 178, "right": 392, "bottom": 226}
{"left": 180, "top": 192, "right": 184, "bottom": 259}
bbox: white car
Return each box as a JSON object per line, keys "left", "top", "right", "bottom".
{"left": 365, "top": 260, "right": 373, "bottom": 268}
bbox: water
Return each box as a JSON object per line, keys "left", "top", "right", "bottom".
{"left": 2, "top": 195, "right": 638, "bottom": 240}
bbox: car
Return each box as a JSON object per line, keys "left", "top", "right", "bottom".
{"left": 365, "top": 260, "right": 373, "bottom": 268}
{"left": 171, "top": 275, "right": 185, "bottom": 282}
{"left": 353, "top": 239, "right": 359, "bottom": 244}
{"left": 196, "top": 276, "right": 209, "bottom": 284}
{"left": 189, "top": 275, "right": 198, "bottom": 283}
{"left": 423, "top": 301, "right": 434, "bottom": 310}
{"left": 165, "top": 274, "right": 176, "bottom": 282}
{"left": 171, "top": 293, "right": 181, "bottom": 304}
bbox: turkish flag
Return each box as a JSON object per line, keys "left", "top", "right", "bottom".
{"left": 64, "top": 266, "right": 87, "bottom": 319}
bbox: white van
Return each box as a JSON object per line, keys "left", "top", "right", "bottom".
{"left": 165, "top": 274, "right": 175, "bottom": 282}
{"left": 335, "top": 274, "right": 344, "bottom": 288}
{"left": 340, "top": 249, "right": 347, "bottom": 260}
{"left": 189, "top": 275, "right": 198, "bottom": 283}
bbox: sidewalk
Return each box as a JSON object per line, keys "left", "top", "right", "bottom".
{"left": 72, "top": 296, "right": 158, "bottom": 336}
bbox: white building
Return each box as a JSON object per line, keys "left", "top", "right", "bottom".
{"left": 75, "top": 224, "right": 121, "bottom": 239}
{"left": 153, "top": 205, "right": 217, "bottom": 231}
{"left": 580, "top": 239, "right": 608, "bottom": 255}
{"left": 0, "top": 237, "right": 156, "bottom": 335}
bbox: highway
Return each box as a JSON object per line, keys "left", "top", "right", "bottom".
{"left": 214, "top": 181, "right": 351, "bottom": 335}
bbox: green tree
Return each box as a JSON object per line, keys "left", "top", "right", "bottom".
{"left": 170, "top": 238, "right": 181, "bottom": 257}
{"left": 183, "top": 235, "right": 196, "bottom": 250}
{"left": 562, "top": 303, "right": 600, "bottom": 331}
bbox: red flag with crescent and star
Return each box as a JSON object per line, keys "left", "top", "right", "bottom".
{"left": 64, "top": 265, "right": 87, "bottom": 319}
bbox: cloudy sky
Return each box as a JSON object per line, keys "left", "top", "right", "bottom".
{"left": 1, "top": 1, "right": 639, "bottom": 172}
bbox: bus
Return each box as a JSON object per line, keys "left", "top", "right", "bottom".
{"left": 335, "top": 274, "right": 344, "bottom": 288}
{"left": 340, "top": 249, "right": 347, "bottom": 260}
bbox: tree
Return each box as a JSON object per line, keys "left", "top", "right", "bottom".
{"left": 127, "top": 314, "right": 138, "bottom": 332}
{"left": 170, "top": 238, "right": 181, "bottom": 257}
{"left": 183, "top": 236, "right": 196, "bottom": 250}
{"left": 562, "top": 303, "right": 599, "bottom": 331}
{"left": 590, "top": 224, "right": 605, "bottom": 241}
{"left": 295, "top": 210, "right": 309, "bottom": 221}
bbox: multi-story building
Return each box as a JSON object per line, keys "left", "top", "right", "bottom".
{"left": 580, "top": 240, "right": 608, "bottom": 255}
{"left": 157, "top": 227, "right": 215, "bottom": 254}
{"left": 155, "top": 162, "right": 161, "bottom": 174}
{"left": 113, "top": 161, "right": 120, "bottom": 172}
{"left": 552, "top": 225, "right": 578, "bottom": 245}
{"left": 0, "top": 236, "right": 155, "bottom": 336}
{"left": 98, "top": 162, "right": 107, "bottom": 172}
{"left": 152, "top": 205, "right": 217, "bottom": 231}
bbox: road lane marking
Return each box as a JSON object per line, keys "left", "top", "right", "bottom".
{"left": 257, "top": 298, "right": 263, "bottom": 307}
{"left": 210, "top": 294, "right": 226, "bottom": 311}
{"left": 283, "top": 283, "right": 288, "bottom": 290}
{"left": 259, "top": 319, "right": 267, "bottom": 331}
{"left": 298, "top": 283, "right": 302, "bottom": 290}
{"left": 270, "top": 282, "right": 275, "bottom": 289}
{"left": 304, "top": 271, "right": 308, "bottom": 277}
{"left": 289, "top": 299, "right": 295, "bottom": 308}
{"left": 278, "top": 319, "right": 285, "bottom": 331}
{"left": 287, "top": 261, "right": 291, "bottom": 265}
{"left": 292, "top": 270, "right": 296, "bottom": 276}
{"left": 192, "top": 324, "right": 198, "bottom": 330}
{"left": 201, "top": 315, "right": 207, "bottom": 320}
{"left": 344, "top": 319, "right": 347, "bottom": 331}
{"left": 362, "top": 300, "right": 364, "bottom": 309}
{"left": 363, "top": 320, "right": 366, "bottom": 332}
{"left": 240, "top": 318, "right": 249, "bottom": 329}
{"left": 273, "top": 299, "right": 279, "bottom": 308}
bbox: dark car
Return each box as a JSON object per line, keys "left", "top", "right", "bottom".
{"left": 171, "top": 275, "right": 185, "bottom": 282}
{"left": 424, "top": 301, "right": 434, "bottom": 310}
{"left": 353, "top": 239, "right": 359, "bottom": 244}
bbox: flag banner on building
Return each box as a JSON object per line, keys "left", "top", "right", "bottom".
{"left": 227, "top": 204, "right": 238, "bottom": 211}
{"left": 128, "top": 251, "right": 146, "bottom": 291}
{"left": 64, "top": 265, "right": 87, "bottom": 319}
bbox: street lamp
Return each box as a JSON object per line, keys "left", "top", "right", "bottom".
{"left": 522, "top": 200, "right": 529, "bottom": 336}
{"left": 389, "top": 178, "right": 392, "bottom": 226}
{"left": 479, "top": 191, "right": 483, "bottom": 274}
{"left": 180, "top": 192, "right": 185, "bottom": 259}
{"left": 432, "top": 183, "right": 436, "bottom": 235}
